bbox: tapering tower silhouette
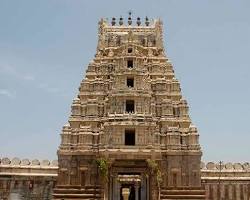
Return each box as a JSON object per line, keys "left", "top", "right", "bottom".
{"left": 53, "top": 15, "right": 205, "bottom": 200}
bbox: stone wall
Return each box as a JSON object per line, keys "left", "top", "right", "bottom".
{"left": 201, "top": 161, "right": 250, "bottom": 200}
{"left": 0, "top": 157, "right": 57, "bottom": 200}
{"left": 0, "top": 158, "right": 249, "bottom": 199}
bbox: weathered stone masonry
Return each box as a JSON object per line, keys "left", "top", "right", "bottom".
{"left": 1, "top": 15, "right": 250, "bottom": 200}
{"left": 0, "top": 158, "right": 57, "bottom": 200}
{"left": 0, "top": 159, "right": 250, "bottom": 199}
{"left": 54, "top": 16, "right": 204, "bottom": 200}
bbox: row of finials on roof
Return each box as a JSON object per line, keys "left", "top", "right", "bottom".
{"left": 111, "top": 15, "right": 150, "bottom": 26}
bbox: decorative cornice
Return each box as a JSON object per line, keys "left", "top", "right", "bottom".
{"left": 1, "top": 158, "right": 249, "bottom": 172}
{"left": 0, "top": 157, "right": 58, "bottom": 167}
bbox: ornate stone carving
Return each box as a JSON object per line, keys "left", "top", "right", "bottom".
{"left": 21, "top": 158, "right": 30, "bottom": 166}
{"left": 1, "top": 157, "right": 10, "bottom": 165}
{"left": 55, "top": 16, "right": 204, "bottom": 200}
{"left": 41, "top": 160, "right": 50, "bottom": 166}
{"left": 11, "top": 157, "right": 21, "bottom": 165}
{"left": 31, "top": 159, "right": 40, "bottom": 166}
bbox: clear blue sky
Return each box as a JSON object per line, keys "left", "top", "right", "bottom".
{"left": 0, "top": 0, "right": 249, "bottom": 162}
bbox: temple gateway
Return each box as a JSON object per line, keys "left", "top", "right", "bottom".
{"left": 53, "top": 15, "right": 205, "bottom": 200}
{"left": 1, "top": 15, "right": 250, "bottom": 200}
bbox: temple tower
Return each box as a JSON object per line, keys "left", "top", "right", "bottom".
{"left": 53, "top": 14, "right": 206, "bottom": 200}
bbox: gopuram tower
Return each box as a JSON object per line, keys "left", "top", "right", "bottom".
{"left": 54, "top": 14, "right": 206, "bottom": 200}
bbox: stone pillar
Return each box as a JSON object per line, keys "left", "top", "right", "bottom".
{"left": 114, "top": 176, "right": 120, "bottom": 200}
{"left": 213, "top": 184, "right": 217, "bottom": 200}
{"left": 209, "top": 184, "right": 213, "bottom": 199}
{"left": 117, "top": 182, "right": 121, "bottom": 200}
{"left": 135, "top": 184, "right": 139, "bottom": 200}
{"left": 122, "top": 188, "right": 130, "bottom": 200}
{"left": 236, "top": 184, "right": 240, "bottom": 200}
{"left": 112, "top": 176, "right": 116, "bottom": 200}
{"left": 141, "top": 176, "right": 147, "bottom": 200}
{"left": 147, "top": 176, "right": 150, "bottom": 200}
{"left": 228, "top": 184, "right": 233, "bottom": 200}
{"left": 233, "top": 184, "right": 237, "bottom": 200}
{"left": 243, "top": 184, "right": 248, "bottom": 200}
{"left": 205, "top": 184, "right": 210, "bottom": 200}
{"left": 220, "top": 183, "right": 225, "bottom": 199}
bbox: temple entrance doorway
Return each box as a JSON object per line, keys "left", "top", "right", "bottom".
{"left": 110, "top": 160, "right": 149, "bottom": 200}
{"left": 118, "top": 174, "right": 141, "bottom": 200}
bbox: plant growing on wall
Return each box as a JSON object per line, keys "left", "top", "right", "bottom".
{"left": 96, "top": 157, "right": 110, "bottom": 200}
{"left": 96, "top": 158, "right": 109, "bottom": 182}
{"left": 146, "top": 159, "right": 163, "bottom": 187}
{"left": 146, "top": 159, "right": 163, "bottom": 200}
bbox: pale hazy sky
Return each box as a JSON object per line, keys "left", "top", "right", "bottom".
{"left": 0, "top": 0, "right": 250, "bottom": 162}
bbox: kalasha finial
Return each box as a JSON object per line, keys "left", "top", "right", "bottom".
{"left": 111, "top": 17, "right": 116, "bottom": 26}
{"left": 136, "top": 17, "right": 141, "bottom": 26}
{"left": 128, "top": 11, "right": 132, "bottom": 25}
{"left": 145, "top": 16, "right": 150, "bottom": 26}
{"left": 119, "top": 16, "right": 123, "bottom": 25}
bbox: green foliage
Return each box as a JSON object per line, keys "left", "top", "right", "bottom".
{"left": 96, "top": 158, "right": 108, "bottom": 181}
{"left": 146, "top": 159, "right": 163, "bottom": 187}
{"left": 146, "top": 159, "right": 158, "bottom": 171}
{"left": 156, "top": 169, "right": 163, "bottom": 187}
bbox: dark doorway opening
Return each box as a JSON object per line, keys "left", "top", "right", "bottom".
{"left": 127, "top": 60, "right": 133, "bottom": 68}
{"left": 127, "top": 78, "right": 134, "bottom": 87}
{"left": 125, "top": 129, "right": 135, "bottom": 145}
{"left": 126, "top": 100, "right": 135, "bottom": 113}
{"left": 128, "top": 47, "right": 133, "bottom": 53}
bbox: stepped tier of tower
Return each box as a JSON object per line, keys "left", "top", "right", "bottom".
{"left": 59, "top": 18, "right": 200, "bottom": 154}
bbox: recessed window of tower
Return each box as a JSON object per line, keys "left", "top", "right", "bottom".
{"left": 125, "top": 129, "right": 135, "bottom": 145}
{"left": 128, "top": 47, "right": 133, "bottom": 53}
{"left": 127, "top": 77, "right": 134, "bottom": 87}
{"left": 126, "top": 100, "right": 135, "bottom": 113}
{"left": 127, "top": 60, "right": 133, "bottom": 68}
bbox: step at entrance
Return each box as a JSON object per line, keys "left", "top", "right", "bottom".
{"left": 160, "top": 187, "right": 206, "bottom": 200}
{"left": 53, "top": 185, "right": 103, "bottom": 199}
